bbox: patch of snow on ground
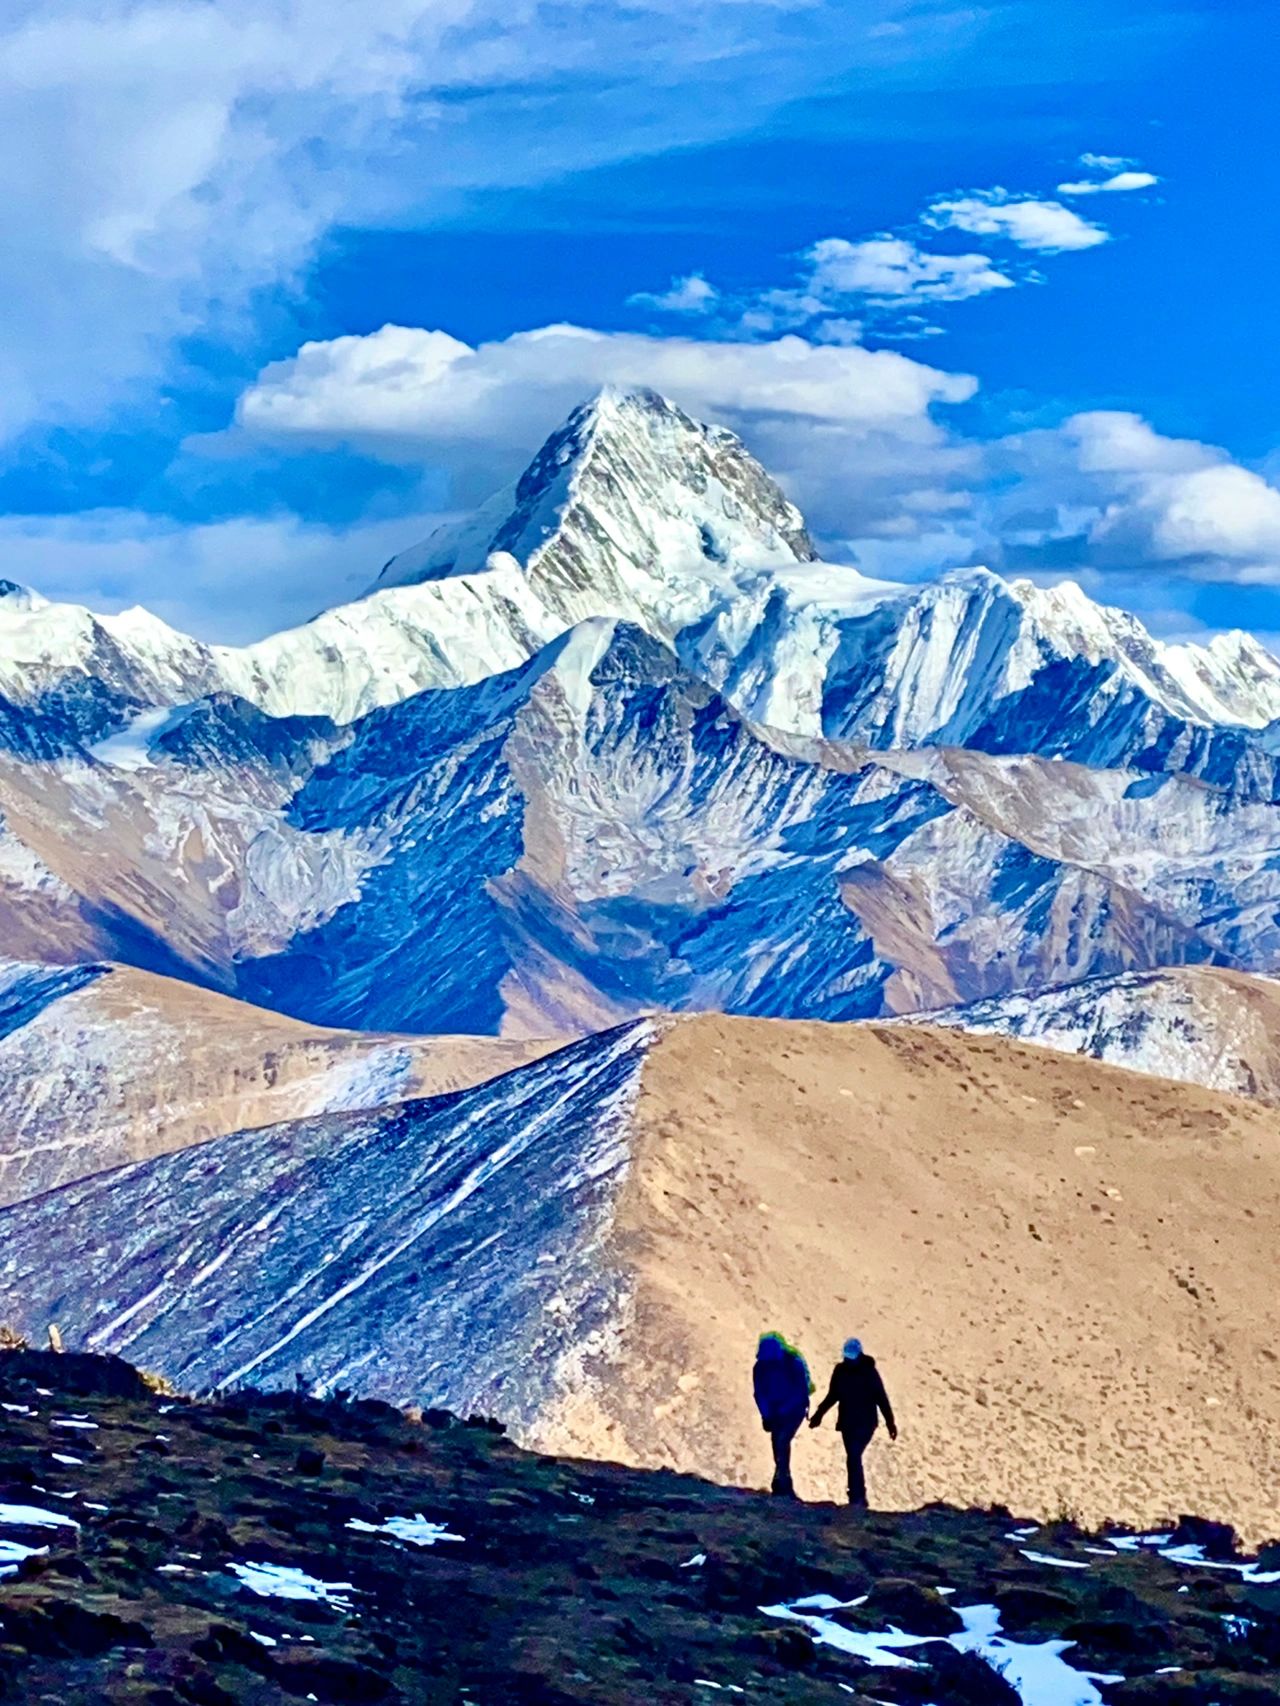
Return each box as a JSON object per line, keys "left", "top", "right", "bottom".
{"left": 760, "top": 1604, "right": 932, "bottom": 1668}
{"left": 0, "top": 1539, "right": 49, "bottom": 1575}
{"left": 0, "top": 1501, "right": 80, "bottom": 1529}
{"left": 307, "top": 1046, "right": 418, "bottom": 1117}
{"left": 228, "top": 1561, "right": 356, "bottom": 1607}
{"left": 1157, "top": 1543, "right": 1280, "bottom": 1583}
{"left": 346, "top": 1515, "right": 463, "bottom": 1547}
{"left": 952, "top": 1603, "right": 1108, "bottom": 1706}
{"left": 87, "top": 705, "right": 195, "bottom": 771}
{"left": 1020, "top": 1549, "right": 1092, "bottom": 1570}
{"left": 763, "top": 1596, "right": 1117, "bottom": 1705}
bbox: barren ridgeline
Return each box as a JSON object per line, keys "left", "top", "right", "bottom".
{"left": 1, "top": 1016, "right": 1276, "bottom": 1542}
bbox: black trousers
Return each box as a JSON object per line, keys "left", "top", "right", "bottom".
{"left": 842, "top": 1423, "right": 876, "bottom": 1506}
{"left": 768, "top": 1419, "right": 801, "bottom": 1493}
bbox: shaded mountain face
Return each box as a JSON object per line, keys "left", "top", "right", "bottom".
{"left": 4, "top": 1013, "right": 1279, "bottom": 1541}
{"left": 2, "top": 386, "right": 1280, "bottom": 1045}
{"left": 5, "top": 617, "right": 1266, "bottom": 1038}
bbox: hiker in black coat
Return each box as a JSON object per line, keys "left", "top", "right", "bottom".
{"left": 809, "top": 1337, "right": 897, "bottom": 1507}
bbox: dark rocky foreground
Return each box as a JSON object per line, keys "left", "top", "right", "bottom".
{"left": 0, "top": 1352, "right": 1276, "bottom": 1704}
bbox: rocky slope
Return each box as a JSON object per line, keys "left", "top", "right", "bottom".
{"left": 3, "top": 1016, "right": 1278, "bottom": 1542}
{"left": 10, "top": 616, "right": 1280, "bottom": 1038}
{"left": 901, "top": 966, "right": 1280, "bottom": 1104}
{"left": 2, "top": 1350, "right": 1277, "bottom": 1706}
{"left": 3, "top": 388, "right": 1280, "bottom": 1055}
{"left": 0, "top": 958, "right": 549, "bottom": 1207}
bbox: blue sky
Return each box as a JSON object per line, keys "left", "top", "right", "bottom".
{"left": 1, "top": 0, "right": 1277, "bottom": 643}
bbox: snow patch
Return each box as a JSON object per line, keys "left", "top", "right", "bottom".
{"left": 345, "top": 1514, "right": 464, "bottom": 1547}
{"left": 228, "top": 1561, "right": 356, "bottom": 1607}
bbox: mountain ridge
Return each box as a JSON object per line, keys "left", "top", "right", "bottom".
{"left": 3, "top": 1011, "right": 1278, "bottom": 1539}
{"left": 5, "top": 387, "right": 1280, "bottom": 771}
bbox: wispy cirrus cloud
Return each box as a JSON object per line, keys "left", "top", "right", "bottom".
{"left": 0, "top": 0, "right": 981, "bottom": 447}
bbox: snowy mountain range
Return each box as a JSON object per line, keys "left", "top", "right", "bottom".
{"left": 3, "top": 385, "right": 1280, "bottom": 1071}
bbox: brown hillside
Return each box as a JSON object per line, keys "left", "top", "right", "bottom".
{"left": 537, "top": 1014, "right": 1280, "bottom": 1542}
{"left": 0, "top": 960, "right": 552, "bottom": 1206}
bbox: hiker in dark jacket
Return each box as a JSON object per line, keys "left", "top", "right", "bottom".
{"left": 752, "top": 1331, "right": 812, "bottom": 1496}
{"left": 809, "top": 1337, "right": 896, "bottom": 1507}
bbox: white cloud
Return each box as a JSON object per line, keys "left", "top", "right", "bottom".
{"left": 926, "top": 194, "right": 1109, "bottom": 252}
{"left": 228, "top": 318, "right": 985, "bottom": 587}
{"left": 236, "top": 321, "right": 977, "bottom": 453}
{"left": 1057, "top": 171, "right": 1158, "bottom": 195}
{"left": 0, "top": 0, "right": 957, "bottom": 444}
{"left": 989, "top": 411, "right": 1280, "bottom": 586}
{"left": 804, "top": 236, "right": 1015, "bottom": 303}
{"left": 628, "top": 274, "right": 720, "bottom": 315}
{"left": 0, "top": 508, "right": 448, "bottom": 644}
{"left": 1063, "top": 410, "right": 1212, "bottom": 476}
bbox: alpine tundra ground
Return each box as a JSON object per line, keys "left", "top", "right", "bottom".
{"left": 0, "top": 1350, "right": 1277, "bottom": 1705}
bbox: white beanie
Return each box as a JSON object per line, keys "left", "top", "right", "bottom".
{"left": 843, "top": 1337, "right": 863, "bottom": 1360}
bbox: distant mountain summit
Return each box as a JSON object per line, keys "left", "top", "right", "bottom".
{"left": 373, "top": 385, "right": 817, "bottom": 625}
{"left": 3, "top": 388, "right": 1280, "bottom": 1053}
{"left": 4, "top": 385, "right": 1280, "bottom": 770}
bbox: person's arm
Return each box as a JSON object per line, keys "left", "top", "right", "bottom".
{"left": 809, "top": 1367, "right": 838, "bottom": 1427}
{"left": 753, "top": 1363, "right": 771, "bottom": 1431}
{"left": 875, "top": 1368, "right": 897, "bottom": 1439}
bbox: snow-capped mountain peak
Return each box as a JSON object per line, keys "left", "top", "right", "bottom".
{"left": 373, "top": 384, "right": 816, "bottom": 637}
{"left": 5, "top": 388, "right": 1280, "bottom": 795}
